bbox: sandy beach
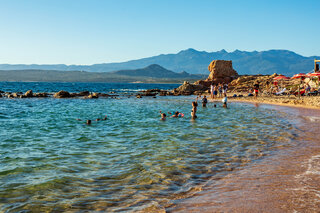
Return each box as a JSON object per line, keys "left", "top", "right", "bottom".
{"left": 230, "top": 95, "right": 320, "bottom": 109}
{"left": 167, "top": 103, "right": 320, "bottom": 212}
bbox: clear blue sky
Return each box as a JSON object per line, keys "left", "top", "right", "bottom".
{"left": 0, "top": 0, "right": 319, "bottom": 64}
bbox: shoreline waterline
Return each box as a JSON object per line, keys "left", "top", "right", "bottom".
{"left": 167, "top": 103, "right": 320, "bottom": 212}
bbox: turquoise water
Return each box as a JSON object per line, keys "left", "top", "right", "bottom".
{"left": 0, "top": 95, "right": 299, "bottom": 212}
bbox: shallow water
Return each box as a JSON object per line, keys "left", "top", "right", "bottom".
{"left": 0, "top": 93, "right": 303, "bottom": 212}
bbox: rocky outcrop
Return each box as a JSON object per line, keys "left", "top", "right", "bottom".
{"left": 87, "top": 93, "right": 99, "bottom": 99}
{"left": 172, "top": 81, "right": 205, "bottom": 95}
{"left": 172, "top": 60, "right": 238, "bottom": 95}
{"left": 24, "top": 90, "right": 33, "bottom": 97}
{"left": 79, "top": 91, "right": 90, "bottom": 96}
{"left": 35, "top": 92, "right": 49, "bottom": 97}
{"left": 54, "top": 90, "right": 71, "bottom": 98}
{"left": 207, "top": 60, "right": 238, "bottom": 83}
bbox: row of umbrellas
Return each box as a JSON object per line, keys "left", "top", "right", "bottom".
{"left": 273, "top": 72, "right": 320, "bottom": 80}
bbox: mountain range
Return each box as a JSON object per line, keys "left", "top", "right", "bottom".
{"left": 0, "top": 64, "right": 205, "bottom": 83}
{"left": 0, "top": 49, "right": 318, "bottom": 76}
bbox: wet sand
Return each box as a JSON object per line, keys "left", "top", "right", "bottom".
{"left": 167, "top": 104, "right": 320, "bottom": 212}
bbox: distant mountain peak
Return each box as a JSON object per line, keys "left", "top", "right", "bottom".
{"left": 218, "top": 49, "right": 228, "bottom": 53}
{"left": 146, "top": 64, "right": 165, "bottom": 69}
{"left": 178, "top": 48, "right": 199, "bottom": 54}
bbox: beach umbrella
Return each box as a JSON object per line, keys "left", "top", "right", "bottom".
{"left": 292, "top": 73, "right": 307, "bottom": 79}
{"left": 291, "top": 73, "right": 307, "bottom": 99}
{"left": 273, "top": 75, "right": 290, "bottom": 80}
{"left": 307, "top": 72, "right": 320, "bottom": 77}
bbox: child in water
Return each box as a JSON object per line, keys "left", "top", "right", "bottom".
{"left": 202, "top": 95, "right": 208, "bottom": 107}
{"left": 159, "top": 110, "right": 167, "bottom": 121}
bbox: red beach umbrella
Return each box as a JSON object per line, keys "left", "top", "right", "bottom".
{"left": 307, "top": 72, "right": 320, "bottom": 77}
{"left": 273, "top": 75, "right": 290, "bottom": 80}
{"left": 292, "top": 73, "right": 307, "bottom": 79}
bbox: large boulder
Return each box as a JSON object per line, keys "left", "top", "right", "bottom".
{"left": 207, "top": 60, "right": 238, "bottom": 82}
{"left": 54, "top": 90, "right": 71, "bottom": 98}
{"left": 173, "top": 81, "right": 205, "bottom": 95}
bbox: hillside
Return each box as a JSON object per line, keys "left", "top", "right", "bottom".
{"left": 0, "top": 65, "right": 205, "bottom": 83}
{"left": 0, "top": 49, "right": 318, "bottom": 76}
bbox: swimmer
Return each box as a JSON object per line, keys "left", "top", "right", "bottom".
{"left": 171, "top": 111, "right": 180, "bottom": 118}
{"left": 102, "top": 115, "right": 107, "bottom": 120}
{"left": 202, "top": 95, "right": 208, "bottom": 107}
{"left": 213, "top": 104, "right": 217, "bottom": 108}
{"left": 86, "top": 120, "right": 92, "bottom": 125}
{"left": 159, "top": 110, "right": 166, "bottom": 121}
{"left": 96, "top": 118, "right": 101, "bottom": 121}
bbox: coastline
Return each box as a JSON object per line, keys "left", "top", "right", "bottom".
{"left": 229, "top": 96, "right": 320, "bottom": 110}
{"left": 204, "top": 94, "right": 320, "bottom": 110}
{"left": 167, "top": 103, "right": 320, "bottom": 212}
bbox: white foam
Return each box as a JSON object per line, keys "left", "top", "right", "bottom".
{"left": 305, "top": 154, "right": 320, "bottom": 175}
{"left": 305, "top": 116, "right": 320, "bottom": 122}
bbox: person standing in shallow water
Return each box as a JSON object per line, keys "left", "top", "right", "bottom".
{"left": 191, "top": 97, "right": 198, "bottom": 119}
{"left": 210, "top": 84, "right": 214, "bottom": 99}
{"left": 202, "top": 95, "right": 208, "bottom": 107}
{"left": 253, "top": 82, "right": 260, "bottom": 98}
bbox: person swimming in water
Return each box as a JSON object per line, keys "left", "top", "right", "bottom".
{"left": 171, "top": 111, "right": 180, "bottom": 118}
{"left": 159, "top": 110, "right": 167, "bottom": 121}
{"left": 86, "top": 120, "right": 92, "bottom": 125}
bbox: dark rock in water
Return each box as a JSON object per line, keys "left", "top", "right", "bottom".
{"left": 54, "top": 90, "right": 71, "bottom": 98}
{"left": 12, "top": 93, "right": 20, "bottom": 98}
{"left": 7, "top": 94, "right": 14, "bottom": 98}
{"left": 142, "top": 89, "right": 161, "bottom": 93}
{"left": 87, "top": 93, "right": 99, "bottom": 99}
{"left": 35, "top": 92, "right": 49, "bottom": 97}
{"left": 99, "top": 93, "right": 119, "bottom": 97}
{"left": 159, "top": 91, "right": 167, "bottom": 96}
{"left": 24, "top": 90, "right": 33, "bottom": 97}
{"left": 79, "top": 91, "right": 90, "bottom": 96}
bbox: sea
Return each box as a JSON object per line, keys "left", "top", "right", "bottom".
{"left": 0, "top": 82, "right": 319, "bottom": 212}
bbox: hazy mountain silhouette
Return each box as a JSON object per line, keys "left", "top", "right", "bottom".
{"left": 0, "top": 49, "right": 318, "bottom": 76}
{"left": 0, "top": 64, "right": 205, "bottom": 83}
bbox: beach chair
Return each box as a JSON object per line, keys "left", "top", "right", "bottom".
{"left": 275, "top": 88, "right": 287, "bottom": 96}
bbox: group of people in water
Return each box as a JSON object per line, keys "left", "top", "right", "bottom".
{"left": 159, "top": 94, "right": 227, "bottom": 121}
{"left": 77, "top": 115, "right": 107, "bottom": 125}
{"left": 79, "top": 93, "right": 229, "bottom": 124}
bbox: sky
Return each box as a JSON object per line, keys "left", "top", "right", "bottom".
{"left": 0, "top": 0, "right": 319, "bottom": 65}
